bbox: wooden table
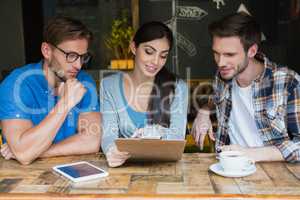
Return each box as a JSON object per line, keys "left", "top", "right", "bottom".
{"left": 0, "top": 153, "right": 300, "bottom": 200}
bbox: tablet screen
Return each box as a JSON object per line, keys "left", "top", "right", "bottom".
{"left": 56, "top": 163, "right": 105, "bottom": 178}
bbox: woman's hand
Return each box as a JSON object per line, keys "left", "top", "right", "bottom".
{"left": 132, "top": 125, "right": 164, "bottom": 139}
{"left": 131, "top": 128, "right": 144, "bottom": 138}
{"left": 105, "top": 145, "right": 130, "bottom": 167}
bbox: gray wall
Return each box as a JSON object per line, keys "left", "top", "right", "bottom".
{"left": 0, "top": 1, "right": 25, "bottom": 80}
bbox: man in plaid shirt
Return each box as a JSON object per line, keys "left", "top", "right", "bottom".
{"left": 192, "top": 12, "right": 300, "bottom": 162}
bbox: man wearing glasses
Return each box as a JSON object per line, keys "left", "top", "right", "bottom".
{"left": 0, "top": 16, "right": 101, "bottom": 164}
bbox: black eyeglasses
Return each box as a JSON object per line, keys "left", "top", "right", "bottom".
{"left": 52, "top": 44, "right": 91, "bottom": 64}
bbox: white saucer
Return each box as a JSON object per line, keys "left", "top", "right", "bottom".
{"left": 209, "top": 162, "right": 256, "bottom": 178}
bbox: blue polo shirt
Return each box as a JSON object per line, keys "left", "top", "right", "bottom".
{"left": 0, "top": 61, "right": 100, "bottom": 143}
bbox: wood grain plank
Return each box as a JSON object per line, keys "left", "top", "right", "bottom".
{"left": 9, "top": 185, "right": 50, "bottom": 193}
{"left": 107, "top": 163, "right": 149, "bottom": 175}
{"left": 0, "top": 153, "right": 300, "bottom": 198}
{"left": 157, "top": 182, "right": 215, "bottom": 194}
{"left": 97, "top": 174, "right": 131, "bottom": 189}
{"left": 285, "top": 162, "right": 300, "bottom": 180}
{"left": 32, "top": 171, "right": 59, "bottom": 185}
{"left": 47, "top": 178, "right": 70, "bottom": 193}
{"left": 0, "top": 178, "right": 22, "bottom": 192}
{"left": 128, "top": 180, "right": 157, "bottom": 194}
{"left": 149, "top": 162, "right": 177, "bottom": 175}
{"left": 235, "top": 163, "right": 275, "bottom": 194}
{"left": 260, "top": 162, "right": 300, "bottom": 187}
{"left": 208, "top": 171, "right": 242, "bottom": 194}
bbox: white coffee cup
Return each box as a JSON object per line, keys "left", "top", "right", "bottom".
{"left": 218, "top": 151, "right": 254, "bottom": 173}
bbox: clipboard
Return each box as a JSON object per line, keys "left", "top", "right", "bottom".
{"left": 115, "top": 138, "right": 186, "bottom": 162}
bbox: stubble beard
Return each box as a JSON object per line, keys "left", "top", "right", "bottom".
{"left": 235, "top": 57, "right": 249, "bottom": 79}
{"left": 223, "top": 57, "right": 249, "bottom": 81}
{"left": 49, "top": 59, "right": 67, "bottom": 82}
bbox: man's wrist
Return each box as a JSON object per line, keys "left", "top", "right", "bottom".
{"left": 55, "top": 98, "right": 72, "bottom": 113}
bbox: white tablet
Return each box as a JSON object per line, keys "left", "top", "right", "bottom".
{"left": 53, "top": 161, "right": 108, "bottom": 182}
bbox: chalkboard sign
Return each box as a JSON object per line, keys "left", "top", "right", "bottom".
{"left": 38, "top": 0, "right": 299, "bottom": 75}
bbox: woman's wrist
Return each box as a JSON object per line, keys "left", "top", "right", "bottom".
{"left": 198, "top": 108, "right": 210, "bottom": 115}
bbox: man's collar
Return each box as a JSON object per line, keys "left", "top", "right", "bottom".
{"left": 253, "top": 52, "right": 272, "bottom": 83}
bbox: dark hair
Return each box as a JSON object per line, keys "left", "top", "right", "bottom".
{"left": 208, "top": 12, "right": 261, "bottom": 51}
{"left": 43, "top": 16, "right": 93, "bottom": 46}
{"left": 133, "top": 21, "right": 176, "bottom": 127}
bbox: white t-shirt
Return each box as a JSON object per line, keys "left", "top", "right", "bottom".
{"left": 228, "top": 79, "right": 264, "bottom": 147}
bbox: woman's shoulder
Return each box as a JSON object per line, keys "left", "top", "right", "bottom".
{"left": 102, "top": 72, "right": 122, "bottom": 82}
{"left": 100, "top": 72, "right": 123, "bottom": 88}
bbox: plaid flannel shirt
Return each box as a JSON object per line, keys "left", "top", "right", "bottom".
{"left": 213, "top": 54, "right": 300, "bottom": 162}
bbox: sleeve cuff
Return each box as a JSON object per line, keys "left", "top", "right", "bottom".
{"left": 276, "top": 140, "right": 300, "bottom": 162}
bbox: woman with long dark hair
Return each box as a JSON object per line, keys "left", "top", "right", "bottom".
{"left": 100, "top": 21, "right": 188, "bottom": 167}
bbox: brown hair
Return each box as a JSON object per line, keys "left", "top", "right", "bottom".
{"left": 208, "top": 12, "right": 261, "bottom": 51}
{"left": 43, "top": 16, "right": 93, "bottom": 46}
{"left": 133, "top": 21, "right": 176, "bottom": 127}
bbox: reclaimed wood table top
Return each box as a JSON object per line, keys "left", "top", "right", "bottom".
{"left": 0, "top": 153, "right": 300, "bottom": 200}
